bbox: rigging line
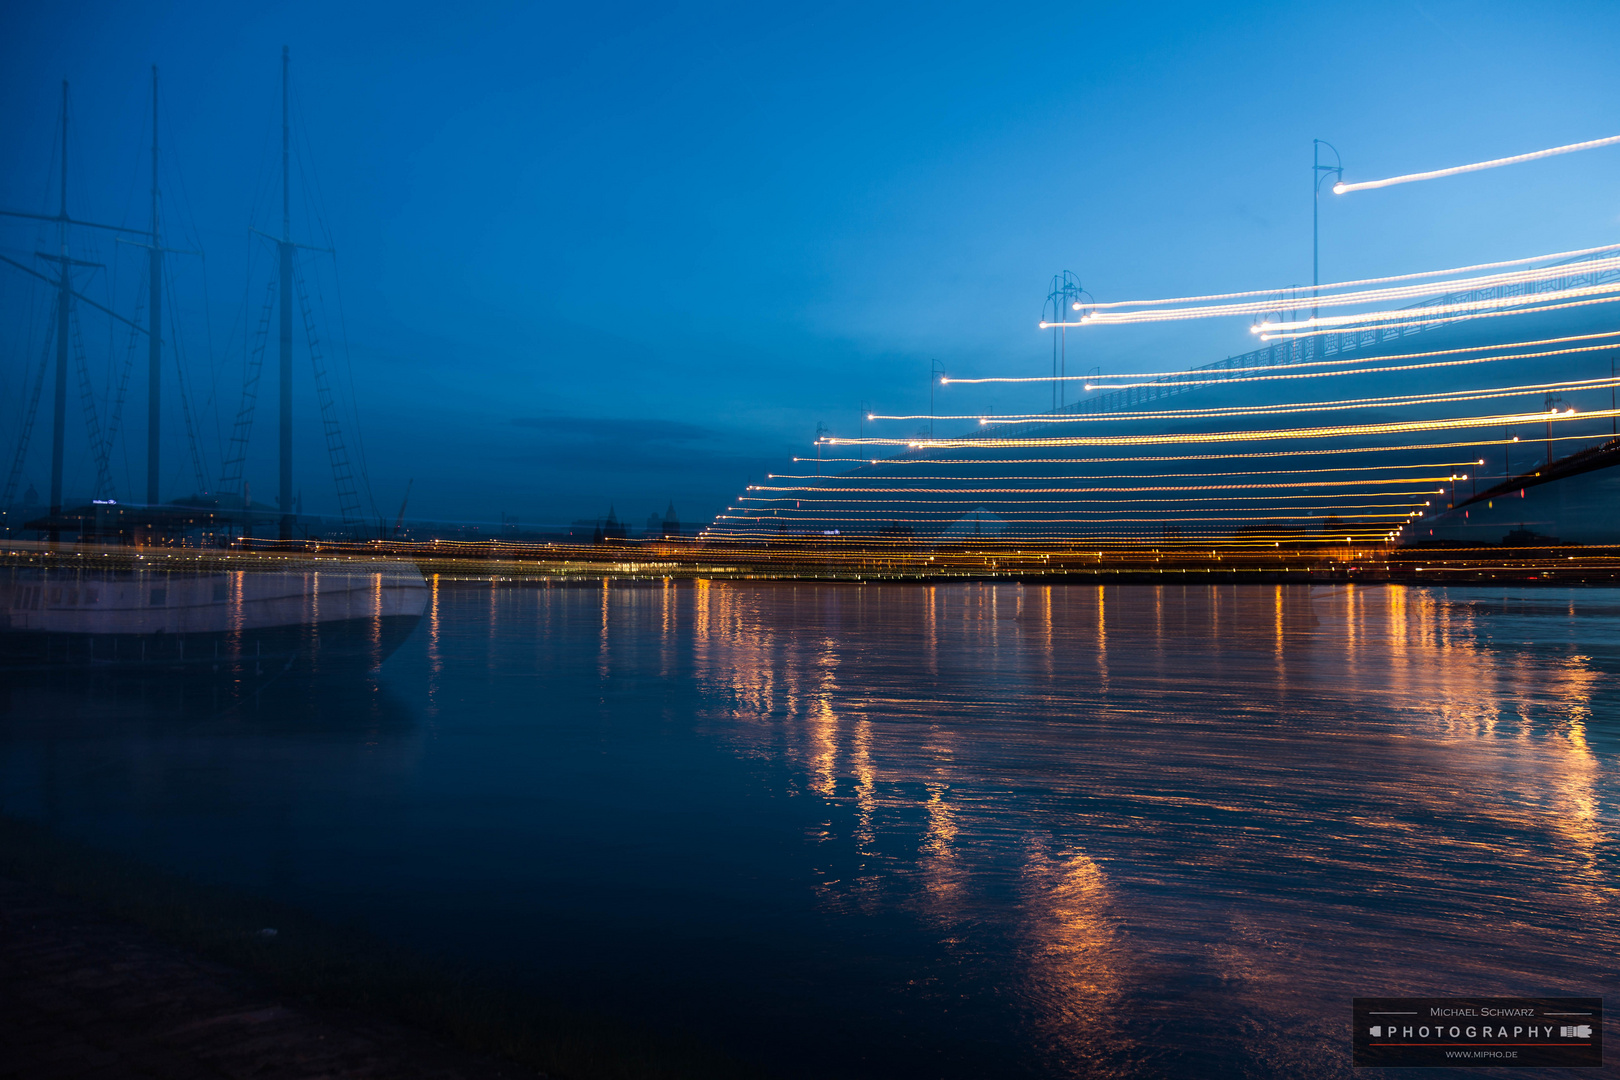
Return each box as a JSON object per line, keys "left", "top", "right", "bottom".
{"left": 108, "top": 281, "right": 144, "bottom": 498}
{"left": 166, "top": 268, "right": 210, "bottom": 494}
{"left": 3, "top": 311, "right": 55, "bottom": 508}
{"left": 327, "top": 251, "right": 381, "bottom": 521}
{"left": 69, "top": 304, "right": 115, "bottom": 498}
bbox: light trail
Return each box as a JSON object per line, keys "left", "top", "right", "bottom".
{"left": 765, "top": 463, "right": 1476, "bottom": 480}
{"left": 801, "top": 439, "right": 1559, "bottom": 466}
{"left": 1249, "top": 281, "right": 1620, "bottom": 335}
{"left": 1084, "top": 340, "right": 1620, "bottom": 390}
{"left": 1334, "top": 134, "right": 1620, "bottom": 194}
{"left": 875, "top": 377, "right": 1615, "bottom": 426}
{"left": 1044, "top": 259, "right": 1620, "bottom": 328}
{"left": 717, "top": 508, "right": 1415, "bottom": 520}
{"left": 945, "top": 331, "right": 1620, "bottom": 385}
{"left": 827, "top": 407, "right": 1620, "bottom": 448}
{"left": 737, "top": 494, "right": 1433, "bottom": 507}
{"left": 1038, "top": 243, "right": 1620, "bottom": 312}
{"left": 748, "top": 479, "right": 1457, "bottom": 494}
{"left": 1257, "top": 293, "right": 1620, "bottom": 341}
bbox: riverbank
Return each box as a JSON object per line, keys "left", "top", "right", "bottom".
{"left": 0, "top": 816, "right": 760, "bottom": 1080}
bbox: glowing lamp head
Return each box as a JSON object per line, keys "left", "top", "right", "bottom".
{"left": 1071, "top": 301, "right": 1082, "bottom": 311}
{"left": 1038, "top": 321, "right": 1049, "bottom": 330}
{"left": 1332, "top": 181, "right": 1347, "bottom": 195}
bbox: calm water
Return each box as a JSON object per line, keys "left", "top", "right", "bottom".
{"left": 3, "top": 580, "right": 1618, "bottom": 1078}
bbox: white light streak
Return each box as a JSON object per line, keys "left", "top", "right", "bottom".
{"left": 1085, "top": 339, "right": 1620, "bottom": 390}
{"left": 1257, "top": 293, "right": 1620, "bottom": 342}
{"left": 1334, "top": 135, "right": 1620, "bottom": 194}
{"left": 1054, "top": 244, "right": 1620, "bottom": 311}
{"left": 826, "top": 407, "right": 1620, "bottom": 449}
{"left": 877, "top": 376, "right": 1620, "bottom": 426}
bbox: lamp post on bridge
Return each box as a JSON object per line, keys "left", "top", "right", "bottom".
{"left": 1044, "top": 271, "right": 1084, "bottom": 411}
{"left": 1313, "top": 140, "right": 1343, "bottom": 322}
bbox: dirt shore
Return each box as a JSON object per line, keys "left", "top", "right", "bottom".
{"left": 0, "top": 874, "right": 536, "bottom": 1080}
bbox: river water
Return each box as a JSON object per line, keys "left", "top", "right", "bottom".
{"left": 2, "top": 580, "right": 1617, "bottom": 1078}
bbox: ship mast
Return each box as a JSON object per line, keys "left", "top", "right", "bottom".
{"left": 279, "top": 45, "right": 294, "bottom": 541}
{"left": 51, "top": 81, "right": 69, "bottom": 531}
{"left": 147, "top": 66, "right": 162, "bottom": 505}
{"left": 0, "top": 83, "right": 154, "bottom": 534}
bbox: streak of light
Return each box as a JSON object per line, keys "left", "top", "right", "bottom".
{"left": 1081, "top": 338, "right": 1620, "bottom": 389}
{"left": 946, "top": 331, "right": 1620, "bottom": 385}
{"left": 716, "top": 508, "right": 1414, "bottom": 520}
{"left": 1252, "top": 282, "right": 1620, "bottom": 335}
{"left": 733, "top": 497, "right": 1429, "bottom": 509}
{"left": 1033, "top": 258, "right": 1620, "bottom": 327}
{"left": 827, "top": 407, "right": 1620, "bottom": 448}
{"left": 875, "top": 377, "right": 1614, "bottom": 426}
{"left": 765, "top": 463, "right": 1475, "bottom": 481}
{"left": 800, "top": 439, "right": 1559, "bottom": 466}
{"left": 1042, "top": 243, "right": 1620, "bottom": 311}
{"left": 748, "top": 479, "right": 1456, "bottom": 494}
{"left": 1258, "top": 293, "right": 1620, "bottom": 341}
{"left": 1334, "top": 135, "right": 1620, "bottom": 194}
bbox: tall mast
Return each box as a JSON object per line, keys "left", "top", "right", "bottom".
{"left": 147, "top": 66, "right": 162, "bottom": 505}
{"left": 278, "top": 45, "right": 294, "bottom": 540}
{"left": 50, "top": 81, "right": 70, "bottom": 535}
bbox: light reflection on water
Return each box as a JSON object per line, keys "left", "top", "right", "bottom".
{"left": 2, "top": 581, "right": 1617, "bottom": 1078}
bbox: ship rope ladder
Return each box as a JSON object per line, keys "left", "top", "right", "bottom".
{"left": 70, "top": 306, "right": 117, "bottom": 500}
{"left": 294, "top": 260, "right": 361, "bottom": 530}
{"left": 165, "top": 274, "right": 211, "bottom": 496}
{"left": 101, "top": 285, "right": 145, "bottom": 499}
{"left": 3, "top": 312, "right": 55, "bottom": 510}
{"left": 218, "top": 279, "right": 275, "bottom": 495}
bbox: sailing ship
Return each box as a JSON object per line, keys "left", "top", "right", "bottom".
{"left": 2, "top": 561, "right": 427, "bottom": 673}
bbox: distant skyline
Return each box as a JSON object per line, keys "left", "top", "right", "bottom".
{"left": 3, "top": 1, "right": 1618, "bottom": 526}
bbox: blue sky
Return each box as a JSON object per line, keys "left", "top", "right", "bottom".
{"left": 2, "top": 1, "right": 1618, "bottom": 526}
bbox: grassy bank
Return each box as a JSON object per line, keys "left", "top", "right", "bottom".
{"left": 0, "top": 814, "right": 764, "bottom": 1080}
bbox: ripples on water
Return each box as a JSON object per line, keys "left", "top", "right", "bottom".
{"left": 2, "top": 581, "right": 1616, "bottom": 1078}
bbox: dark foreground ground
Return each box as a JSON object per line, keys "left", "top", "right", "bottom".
{"left": 0, "top": 874, "right": 532, "bottom": 1080}
{"left": 0, "top": 815, "right": 757, "bottom": 1080}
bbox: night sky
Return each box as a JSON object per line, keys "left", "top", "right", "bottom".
{"left": 2, "top": 1, "right": 1618, "bottom": 528}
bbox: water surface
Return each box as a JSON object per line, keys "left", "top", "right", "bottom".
{"left": 2, "top": 581, "right": 1616, "bottom": 1078}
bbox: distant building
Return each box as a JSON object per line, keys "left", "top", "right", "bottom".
{"left": 594, "top": 505, "right": 627, "bottom": 543}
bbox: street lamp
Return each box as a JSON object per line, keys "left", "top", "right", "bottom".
{"left": 1313, "top": 140, "right": 1343, "bottom": 321}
